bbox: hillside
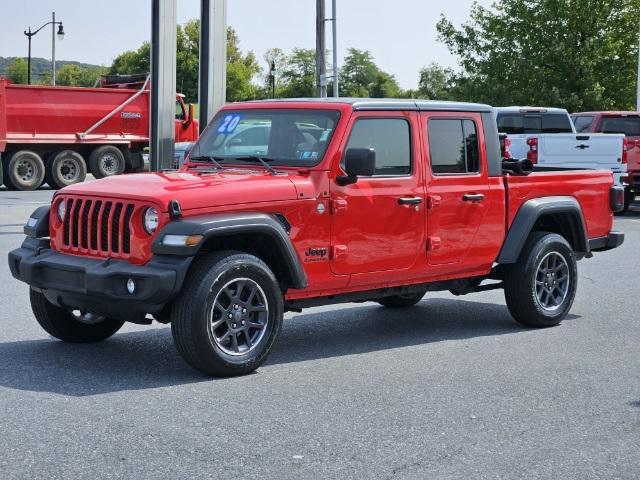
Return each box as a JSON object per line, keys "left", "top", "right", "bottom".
{"left": 0, "top": 56, "right": 104, "bottom": 81}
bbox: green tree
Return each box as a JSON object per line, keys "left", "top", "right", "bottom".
{"left": 417, "top": 63, "right": 455, "bottom": 100}
{"left": 262, "top": 48, "right": 287, "bottom": 97}
{"left": 280, "top": 48, "right": 316, "bottom": 98}
{"left": 7, "top": 58, "right": 28, "bottom": 84}
{"left": 109, "top": 24, "right": 259, "bottom": 102}
{"left": 339, "top": 48, "right": 400, "bottom": 98}
{"left": 437, "top": 0, "right": 640, "bottom": 111}
{"left": 56, "top": 64, "right": 108, "bottom": 87}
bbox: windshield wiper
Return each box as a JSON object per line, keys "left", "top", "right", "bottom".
{"left": 188, "top": 155, "right": 225, "bottom": 170}
{"left": 230, "top": 156, "right": 278, "bottom": 176}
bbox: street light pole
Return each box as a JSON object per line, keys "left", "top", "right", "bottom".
{"left": 23, "top": 13, "right": 64, "bottom": 86}
{"left": 52, "top": 12, "right": 56, "bottom": 86}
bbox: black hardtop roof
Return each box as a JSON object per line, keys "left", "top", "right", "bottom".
{"left": 240, "top": 97, "right": 493, "bottom": 113}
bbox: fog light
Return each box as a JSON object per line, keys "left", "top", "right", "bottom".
{"left": 126, "top": 278, "right": 136, "bottom": 294}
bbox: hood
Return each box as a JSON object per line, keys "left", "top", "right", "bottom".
{"left": 60, "top": 169, "right": 300, "bottom": 212}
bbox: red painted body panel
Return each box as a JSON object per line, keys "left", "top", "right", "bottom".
{"left": 47, "top": 100, "right": 616, "bottom": 300}
{"left": 505, "top": 170, "right": 613, "bottom": 239}
{"left": 574, "top": 111, "right": 640, "bottom": 184}
{"left": 0, "top": 79, "right": 198, "bottom": 151}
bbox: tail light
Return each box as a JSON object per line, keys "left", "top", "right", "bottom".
{"left": 610, "top": 186, "right": 625, "bottom": 213}
{"left": 526, "top": 137, "right": 538, "bottom": 164}
{"left": 622, "top": 137, "right": 634, "bottom": 164}
{"left": 499, "top": 134, "right": 511, "bottom": 159}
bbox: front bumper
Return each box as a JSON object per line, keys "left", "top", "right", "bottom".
{"left": 588, "top": 231, "right": 625, "bottom": 252}
{"left": 8, "top": 237, "right": 192, "bottom": 321}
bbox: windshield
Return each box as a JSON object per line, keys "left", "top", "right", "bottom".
{"left": 190, "top": 109, "right": 341, "bottom": 166}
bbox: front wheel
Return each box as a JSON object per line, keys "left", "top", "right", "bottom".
{"left": 503, "top": 232, "right": 577, "bottom": 328}
{"left": 171, "top": 251, "right": 284, "bottom": 376}
{"left": 30, "top": 289, "right": 124, "bottom": 342}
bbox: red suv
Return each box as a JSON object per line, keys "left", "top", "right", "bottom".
{"left": 10, "top": 99, "right": 624, "bottom": 376}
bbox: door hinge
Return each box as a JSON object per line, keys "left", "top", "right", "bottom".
{"left": 427, "top": 237, "right": 441, "bottom": 251}
{"left": 330, "top": 198, "right": 348, "bottom": 214}
{"left": 332, "top": 244, "right": 349, "bottom": 260}
{"left": 427, "top": 195, "right": 442, "bottom": 210}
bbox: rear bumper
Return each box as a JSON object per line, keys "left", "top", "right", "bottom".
{"left": 8, "top": 237, "right": 192, "bottom": 320}
{"left": 588, "top": 231, "right": 625, "bottom": 252}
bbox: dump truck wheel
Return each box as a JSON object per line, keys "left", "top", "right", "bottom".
{"left": 45, "top": 150, "right": 87, "bottom": 189}
{"left": 89, "top": 146, "right": 125, "bottom": 178}
{"left": 3, "top": 150, "right": 46, "bottom": 191}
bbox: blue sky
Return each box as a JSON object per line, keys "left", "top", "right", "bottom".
{"left": 0, "top": 0, "right": 491, "bottom": 89}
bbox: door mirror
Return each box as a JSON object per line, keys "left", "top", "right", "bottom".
{"left": 337, "top": 148, "right": 376, "bottom": 185}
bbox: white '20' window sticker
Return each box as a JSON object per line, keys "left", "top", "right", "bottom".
{"left": 217, "top": 114, "right": 242, "bottom": 134}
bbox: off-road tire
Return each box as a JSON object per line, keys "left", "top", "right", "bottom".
{"left": 30, "top": 288, "right": 124, "bottom": 342}
{"left": 45, "top": 150, "right": 87, "bottom": 189}
{"left": 171, "top": 251, "right": 284, "bottom": 377}
{"left": 503, "top": 232, "right": 577, "bottom": 328}
{"left": 88, "top": 145, "right": 125, "bottom": 178}
{"left": 3, "top": 150, "right": 46, "bottom": 191}
{"left": 377, "top": 290, "right": 427, "bottom": 308}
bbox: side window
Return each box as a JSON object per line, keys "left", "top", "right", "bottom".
{"left": 345, "top": 118, "right": 411, "bottom": 176}
{"left": 428, "top": 118, "right": 480, "bottom": 175}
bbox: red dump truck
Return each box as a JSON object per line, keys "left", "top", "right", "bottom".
{"left": 0, "top": 75, "right": 198, "bottom": 191}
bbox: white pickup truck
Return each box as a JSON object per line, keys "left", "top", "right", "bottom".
{"left": 494, "top": 107, "right": 626, "bottom": 186}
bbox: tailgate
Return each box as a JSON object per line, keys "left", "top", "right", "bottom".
{"left": 539, "top": 133, "right": 624, "bottom": 171}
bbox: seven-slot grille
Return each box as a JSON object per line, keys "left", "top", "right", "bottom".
{"left": 61, "top": 197, "right": 138, "bottom": 257}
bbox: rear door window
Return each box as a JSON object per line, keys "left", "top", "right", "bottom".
{"left": 599, "top": 116, "right": 640, "bottom": 137}
{"left": 428, "top": 118, "right": 480, "bottom": 175}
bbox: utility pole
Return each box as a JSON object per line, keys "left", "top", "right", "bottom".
{"left": 315, "top": 0, "right": 327, "bottom": 98}
{"left": 331, "top": 0, "right": 338, "bottom": 97}
{"left": 198, "top": 0, "right": 227, "bottom": 132}
{"left": 637, "top": 20, "right": 640, "bottom": 110}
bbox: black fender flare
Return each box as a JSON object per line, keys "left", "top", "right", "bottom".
{"left": 497, "top": 196, "right": 589, "bottom": 264}
{"left": 151, "top": 212, "right": 307, "bottom": 289}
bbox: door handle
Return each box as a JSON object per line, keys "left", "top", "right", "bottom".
{"left": 398, "top": 197, "right": 423, "bottom": 205}
{"left": 462, "top": 193, "right": 485, "bottom": 202}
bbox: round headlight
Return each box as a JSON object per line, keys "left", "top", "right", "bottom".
{"left": 143, "top": 207, "right": 159, "bottom": 234}
{"left": 57, "top": 200, "right": 66, "bottom": 222}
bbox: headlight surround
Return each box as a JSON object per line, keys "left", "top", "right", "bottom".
{"left": 143, "top": 207, "right": 159, "bottom": 234}
{"left": 57, "top": 200, "right": 66, "bottom": 222}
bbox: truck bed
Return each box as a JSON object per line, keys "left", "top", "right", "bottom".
{"left": 505, "top": 170, "right": 614, "bottom": 240}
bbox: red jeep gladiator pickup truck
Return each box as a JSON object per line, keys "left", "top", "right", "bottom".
{"left": 9, "top": 99, "right": 624, "bottom": 376}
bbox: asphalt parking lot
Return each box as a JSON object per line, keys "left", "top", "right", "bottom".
{"left": 0, "top": 187, "right": 638, "bottom": 480}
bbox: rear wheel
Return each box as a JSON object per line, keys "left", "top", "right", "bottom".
{"left": 503, "top": 232, "right": 577, "bottom": 327}
{"left": 377, "top": 289, "right": 427, "bottom": 308}
{"left": 30, "top": 289, "right": 124, "bottom": 342}
{"left": 171, "top": 251, "right": 284, "bottom": 376}
{"left": 3, "top": 150, "right": 46, "bottom": 191}
{"left": 88, "top": 145, "right": 125, "bottom": 178}
{"left": 45, "top": 150, "right": 87, "bottom": 189}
